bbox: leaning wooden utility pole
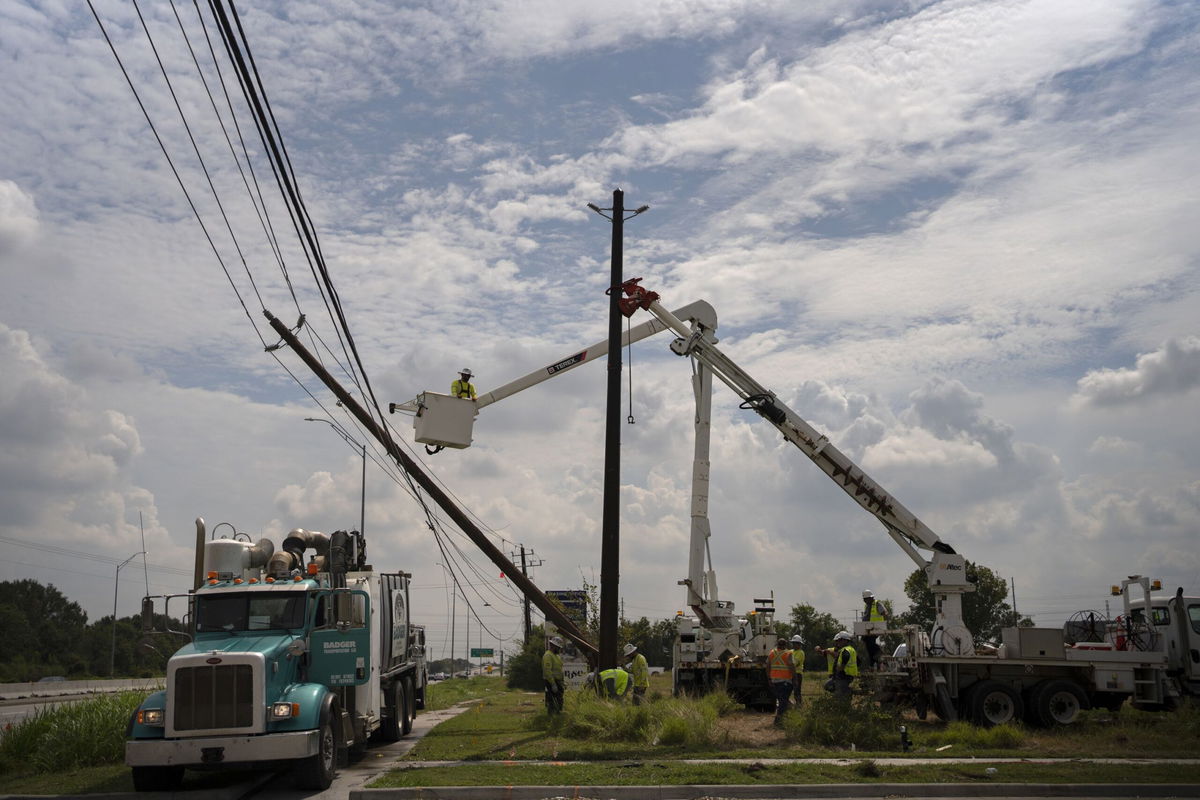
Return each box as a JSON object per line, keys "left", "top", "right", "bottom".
{"left": 264, "top": 310, "right": 598, "bottom": 660}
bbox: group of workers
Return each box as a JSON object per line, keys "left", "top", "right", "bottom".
{"left": 542, "top": 589, "right": 890, "bottom": 719}
{"left": 541, "top": 635, "right": 651, "bottom": 713}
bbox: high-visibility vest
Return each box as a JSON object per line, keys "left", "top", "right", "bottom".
{"left": 452, "top": 379, "right": 477, "bottom": 399}
{"left": 791, "top": 649, "right": 806, "bottom": 674}
{"left": 599, "top": 668, "right": 629, "bottom": 697}
{"left": 768, "top": 648, "right": 793, "bottom": 681}
{"left": 542, "top": 650, "right": 563, "bottom": 682}
{"left": 866, "top": 599, "right": 886, "bottom": 623}
{"left": 826, "top": 651, "right": 836, "bottom": 674}
{"left": 836, "top": 645, "right": 859, "bottom": 677}
{"left": 630, "top": 653, "right": 649, "bottom": 688}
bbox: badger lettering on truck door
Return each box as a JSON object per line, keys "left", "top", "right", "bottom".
{"left": 309, "top": 589, "right": 372, "bottom": 686}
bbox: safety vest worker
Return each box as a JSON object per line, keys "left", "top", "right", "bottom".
{"left": 835, "top": 643, "right": 859, "bottom": 677}
{"left": 598, "top": 667, "right": 630, "bottom": 699}
{"left": 768, "top": 646, "right": 794, "bottom": 681}
{"left": 452, "top": 368, "right": 477, "bottom": 399}
{"left": 865, "top": 594, "right": 887, "bottom": 623}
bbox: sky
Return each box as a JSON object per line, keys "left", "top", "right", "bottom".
{"left": 1, "top": 0, "right": 1198, "bottom": 662}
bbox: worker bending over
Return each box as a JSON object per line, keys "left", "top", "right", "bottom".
{"left": 789, "top": 634, "right": 806, "bottom": 707}
{"left": 595, "top": 667, "right": 632, "bottom": 700}
{"left": 542, "top": 636, "right": 564, "bottom": 714}
{"left": 624, "top": 643, "right": 650, "bottom": 705}
{"left": 452, "top": 368, "right": 477, "bottom": 399}
{"left": 767, "top": 637, "right": 795, "bottom": 724}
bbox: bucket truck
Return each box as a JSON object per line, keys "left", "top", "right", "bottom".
{"left": 388, "top": 302, "right": 780, "bottom": 708}
{"left": 612, "top": 278, "right": 1192, "bottom": 726}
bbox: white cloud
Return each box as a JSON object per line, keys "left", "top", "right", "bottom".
{"left": 0, "top": 180, "right": 38, "bottom": 254}
{"left": 1074, "top": 337, "right": 1200, "bottom": 407}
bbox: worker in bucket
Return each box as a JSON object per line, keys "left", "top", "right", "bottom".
{"left": 861, "top": 589, "right": 888, "bottom": 670}
{"left": 789, "top": 634, "right": 806, "bottom": 707}
{"left": 819, "top": 630, "right": 858, "bottom": 697}
{"left": 542, "top": 635, "right": 565, "bottom": 714}
{"left": 767, "top": 637, "right": 795, "bottom": 724}
{"left": 452, "top": 368, "right": 477, "bottom": 399}
{"left": 624, "top": 643, "right": 649, "bottom": 705}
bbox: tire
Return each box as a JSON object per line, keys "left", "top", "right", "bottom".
{"left": 296, "top": 708, "right": 338, "bottom": 790}
{"left": 377, "top": 681, "right": 402, "bottom": 743}
{"left": 969, "top": 680, "right": 1023, "bottom": 727}
{"left": 131, "top": 765, "right": 184, "bottom": 792}
{"left": 401, "top": 677, "right": 414, "bottom": 736}
{"left": 1029, "top": 679, "right": 1089, "bottom": 727}
{"left": 932, "top": 682, "right": 957, "bottom": 722}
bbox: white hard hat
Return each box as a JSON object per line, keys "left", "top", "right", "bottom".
{"left": 834, "top": 630, "right": 853, "bottom": 642}
{"left": 790, "top": 634, "right": 804, "bottom": 645}
{"left": 549, "top": 636, "right": 564, "bottom": 648}
{"left": 863, "top": 589, "right": 874, "bottom": 598}
{"left": 460, "top": 368, "right": 473, "bottom": 377}
{"left": 623, "top": 643, "right": 638, "bottom": 656}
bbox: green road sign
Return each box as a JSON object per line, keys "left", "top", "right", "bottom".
{"left": 470, "top": 647, "right": 494, "bottom": 658}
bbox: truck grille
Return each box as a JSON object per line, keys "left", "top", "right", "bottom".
{"left": 173, "top": 664, "right": 254, "bottom": 731}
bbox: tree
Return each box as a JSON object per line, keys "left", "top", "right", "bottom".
{"left": 0, "top": 580, "right": 88, "bottom": 679}
{"left": 897, "top": 561, "right": 1027, "bottom": 644}
{"left": 505, "top": 625, "right": 547, "bottom": 691}
{"left": 786, "top": 603, "right": 843, "bottom": 672}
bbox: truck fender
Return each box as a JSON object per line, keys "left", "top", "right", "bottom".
{"left": 269, "top": 683, "right": 335, "bottom": 732}
{"left": 127, "top": 690, "right": 169, "bottom": 739}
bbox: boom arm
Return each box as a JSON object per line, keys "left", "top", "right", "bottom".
{"left": 622, "top": 281, "right": 976, "bottom": 655}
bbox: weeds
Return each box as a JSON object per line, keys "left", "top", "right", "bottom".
{"left": 0, "top": 691, "right": 148, "bottom": 774}
{"left": 531, "top": 688, "right": 737, "bottom": 749}
{"left": 920, "top": 720, "right": 1025, "bottom": 750}
{"left": 782, "top": 692, "right": 900, "bottom": 749}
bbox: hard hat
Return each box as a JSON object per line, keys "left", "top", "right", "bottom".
{"left": 549, "top": 636, "right": 564, "bottom": 648}
{"left": 460, "top": 368, "right": 473, "bottom": 377}
{"left": 834, "top": 630, "right": 853, "bottom": 642}
{"left": 790, "top": 634, "right": 804, "bottom": 645}
{"left": 623, "top": 643, "right": 638, "bottom": 656}
{"left": 863, "top": 589, "right": 874, "bottom": 598}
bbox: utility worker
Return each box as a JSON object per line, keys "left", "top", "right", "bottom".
{"left": 861, "top": 589, "right": 888, "bottom": 670}
{"left": 624, "top": 643, "right": 650, "bottom": 705}
{"left": 596, "top": 666, "right": 631, "bottom": 700}
{"left": 542, "top": 636, "right": 565, "bottom": 714}
{"left": 789, "top": 634, "right": 806, "bottom": 707}
{"left": 767, "top": 637, "right": 794, "bottom": 724}
{"left": 451, "top": 368, "right": 477, "bottom": 400}
{"left": 820, "top": 630, "right": 858, "bottom": 697}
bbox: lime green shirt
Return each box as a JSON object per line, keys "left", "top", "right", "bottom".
{"left": 629, "top": 653, "right": 649, "bottom": 688}
{"left": 542, "top": 649, "right": 563, "bottom": 682}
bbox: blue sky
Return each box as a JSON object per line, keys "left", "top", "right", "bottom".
{"left": 1, "top": 0, "right": 1198, "bottom": 657}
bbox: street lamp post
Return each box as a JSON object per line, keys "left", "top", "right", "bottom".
{"left": 111, "top": 550, "right": 146, "bottom": 678}
{"left": 304, "top": 417, "right": 367, "bottom": 536}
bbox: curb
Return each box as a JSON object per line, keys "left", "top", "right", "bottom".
{"left": 351, "top": 785, "right": 1200, "bottom": 800}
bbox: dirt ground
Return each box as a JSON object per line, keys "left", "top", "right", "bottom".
{"left": 716, "top": 710, "right": 787, "bottom": 747}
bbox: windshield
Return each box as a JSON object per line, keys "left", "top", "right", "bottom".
{"left": 196, "top": 592, "right": 307, "bottom": 633}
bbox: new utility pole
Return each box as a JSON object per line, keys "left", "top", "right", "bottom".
{"left": 587, "top": 189, "right": 649, "bottom": 670}
{"left": 512, "top": 545, "right": 544, "bottom": 644}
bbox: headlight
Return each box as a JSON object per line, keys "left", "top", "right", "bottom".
{"left": 137, "top": 709, "right": 165, "bottom": 726}
{"left": 271, "top": 702, "right": 300, "bottom": 719}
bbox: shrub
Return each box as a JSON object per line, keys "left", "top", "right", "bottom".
{"left": 783, "top": 692, "right": 900, "bottom": 750}
{"left": 530, "top": 687, "right": 737, "bottom": 749}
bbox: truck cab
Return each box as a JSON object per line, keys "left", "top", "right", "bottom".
{"left": 1129, "top": 589, "right": 1200, "bottom": 696}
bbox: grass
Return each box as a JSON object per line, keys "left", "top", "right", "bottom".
{"left": 374, "top": 760, "right": 1200, "bottom": 787}
{"left": 0, "top": 691, "right": 147, "bottom": 774}
{"left": 423, "top": 675, "right": 511, "bottom": 710}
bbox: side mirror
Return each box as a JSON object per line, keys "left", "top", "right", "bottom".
{"left": 141, "top": 597, "right": 155, "bottom": 631}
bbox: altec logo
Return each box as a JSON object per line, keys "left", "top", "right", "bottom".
{"left": 939, "top": 563, "right": 964, "bottom": 570}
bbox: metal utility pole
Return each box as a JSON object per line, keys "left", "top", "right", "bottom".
{"left": 111, "top": 550, "right": 145, "bottom": 678}
{"left": 587, "top": 189, "right": 649, "bottom": 671}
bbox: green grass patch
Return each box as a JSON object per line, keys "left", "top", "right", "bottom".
{"left": 919, "top": 720, "right": 1025, "bottom": 750}
{"left": 424, "top": 676, "right": 510, "bottom": 711}
{"left": 538, "top": 688, "right": 739, "bottom": 748}
{"left": 373, "top": 760, "right": 1200, "bottom": 788}
{"left": 0, "top": 691, "right": 147, "bottom": 774}
{"left": 782, "top": 692, "right": 901, "bottom": 749}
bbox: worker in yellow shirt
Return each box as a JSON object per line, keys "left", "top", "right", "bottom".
{"left": 542, "top": 636, "right": 564, "bottom": 714}
{"left": 624, "top": 643, "right": 649, "bottom": 705}
{"left": 451, "top": 368, "right": 477, "bottom": 399}
{"left": 819, "top": 630, "right": 858, "bottom": 698}
{"left": 789, "top": 634, "right": 806, "bottom": 707}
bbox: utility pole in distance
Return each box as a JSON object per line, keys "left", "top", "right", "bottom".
{"left": 587, "top": 189, "right": 650, "bottom": 671}
{"left": 511, "top": 545, "right": 543, "bottom": 644}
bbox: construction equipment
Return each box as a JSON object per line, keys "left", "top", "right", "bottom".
{"left": 125, "top": 520, "right": 425, "bottom": 791}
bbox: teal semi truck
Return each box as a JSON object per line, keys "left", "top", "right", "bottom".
{"left": 126, "top": 519, "right": 425, "bottom": 791}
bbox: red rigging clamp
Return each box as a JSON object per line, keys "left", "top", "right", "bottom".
{"left": 617, "top": 277, "right": 660, "bottom": 318}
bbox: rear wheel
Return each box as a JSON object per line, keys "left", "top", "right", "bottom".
{"left": 1029, "top": 679, "right": 1089, "bottom": 727}
{"left": 401, "top": 678, "right": 414, "bottom": 735}
{"left": 969, "top": 680, "right": 1022, "bottom": 727}
{"left": 131, "top": 765, "right": 184, "bottom": 792}
{"left": 377, "top": 681, "right": 402, "bottom": 742}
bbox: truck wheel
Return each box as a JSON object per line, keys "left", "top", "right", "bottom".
{"left": 969, "top": 680, "right": 1022, "bottom": 727}
{"left": 377, "top": 681, "right": 402, "bottom": 742}
{"left": 131, "top": 765, "right": 184, "bottom": 792}
{"left": 1030, "top": 679, "right": 1089, "bottom": 727}
{"left": 296, "top": 712, "right": 337, "bottom": 789}
{"left": 401, "top": 677, "right": 414, "bottom": 735}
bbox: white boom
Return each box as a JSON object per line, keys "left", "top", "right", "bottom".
{"left": 619, "top": 279, "right": 976, "bottom": 656}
